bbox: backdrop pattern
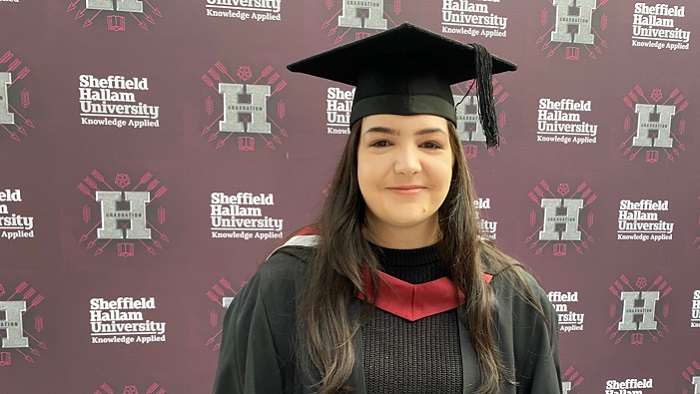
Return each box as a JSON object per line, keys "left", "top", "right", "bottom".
{"left": 1, "top": 1, "right": 699, "bottom": 393}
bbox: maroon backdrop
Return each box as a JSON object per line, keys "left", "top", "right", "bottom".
{"left": 1, "top": 1, "right": 699, "bottom": 393}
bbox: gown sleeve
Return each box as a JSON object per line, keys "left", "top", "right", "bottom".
{"left": 511, "top": 272, "right": 563, "bottom": 394}
{"left": 212, "top": 252, "right": 304, "bottom": 394}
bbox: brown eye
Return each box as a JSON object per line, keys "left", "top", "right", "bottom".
{"left": 420, "top": 141, "right": 442, "bottom": 149}
{"left": 370, "top": 140, "right": 391, "bottom": 147}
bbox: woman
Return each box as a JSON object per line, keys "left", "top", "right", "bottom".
{"left": 213, "top": 23, "right": 562, "bottom": 394}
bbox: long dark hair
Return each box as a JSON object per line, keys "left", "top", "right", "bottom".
{"left": 298, "top": 119, "right": 548, "bottom": 393}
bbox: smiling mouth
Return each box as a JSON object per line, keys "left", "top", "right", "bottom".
{"left": 387, "top": 186, "right": 426, "bottom": 195}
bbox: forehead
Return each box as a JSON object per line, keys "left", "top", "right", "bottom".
{"left": 360, "top": 114, "right": 450, "bottom": 133}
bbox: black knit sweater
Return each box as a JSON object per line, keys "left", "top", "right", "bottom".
{"left": 362, "top": 244, "right": 463, "bottom": 394}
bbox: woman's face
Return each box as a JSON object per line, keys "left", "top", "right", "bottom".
{"left": 357, "top": 114, "right": 453, "bottom": 245}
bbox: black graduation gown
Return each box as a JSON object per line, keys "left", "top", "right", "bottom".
{"left": 212, "top": 248, "right": 562, "bottom": 394}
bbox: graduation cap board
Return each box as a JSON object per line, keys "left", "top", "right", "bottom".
{"left": 287, "top": 22, "right": 517, "bottom": 147}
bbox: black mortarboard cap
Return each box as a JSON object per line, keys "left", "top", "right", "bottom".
{"left": 287, "top": 22, "right": 517, "bottom": 147}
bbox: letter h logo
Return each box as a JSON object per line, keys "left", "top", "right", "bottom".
{"left": 618, "top": 291, "right": 659, "bottom": 331}
{"left": 453, "top": 94, "right": 486, "bottom": 143}
{"left": 633, "top": 104, "right": 675, "bottom": 148}
{"left": 539, "top": 198, "right": 583, "bottom": 241}
{"left": 338, "top": 0, "right": 388, "bottom": 29}
{"left": 551, "top": 0, "right": 596, "bottom": 44}
{"left": 561, "top": 381, "right": 572, "bottom": 394}
{"left": 86, "top": 0, "right": 143, "bottom": 12}
{"left": 219, "top": 83, "right": 271, "bottom": 134}
{"left": 0, "top": 301, "right": 29, "bottom": 349}
{"left": 96, "top": 191, "right": 151, "bottom": 239}
{"left": 222, "top": 297, "right": 234, "bottom": 308}
{"left": 0, "top": 72, "right": 14, "bottom": 125}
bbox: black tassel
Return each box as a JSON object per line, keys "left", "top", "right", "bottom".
{"left": 472, "top": 44, "right": 498, "bottom": 148}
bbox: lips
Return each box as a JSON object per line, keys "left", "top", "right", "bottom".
{"left": 386, "top": 185, "right": 426, "bottom": 195}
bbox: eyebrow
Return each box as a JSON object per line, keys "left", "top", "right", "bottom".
{"left": 363, "top": 127, "right": 447, "bottom": 136}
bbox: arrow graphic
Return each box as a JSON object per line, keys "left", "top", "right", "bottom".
{"left": 11, "top": 67, "right": 31, "bottom": 84}
{"left": 591, "top": 28, "right": 608, "bottom": 48}
{"left": 582, "top": 44, "right": 597, "bottom": 60}
{"left": 546, "top": 42, "right": 563, "bottom": 57}
{"left": 0, "top": 50, "right": 14, "bottom": 64}
{"left": 22, "top": 287, "right": 35, "bottom": 300}
{"left": 203, "top": 113, "right": 223, "bottom": 135}
{"left": 334, "top": 27, "right": 352, "bottom": 44}
{"left": 130, "top": 12, "right": 149, "bottom": 31}
{"left": 578, "top": 225, "right": 594, "bottom": 243}
{"left": 216, "top": 132, "right": 233, "bottom": 149}
{"left": 662, "top": 88, "right": 679, "bottom": 105}
{"left": 130, "top": 171, "right": 153, "bottom": 191}
{"left": 214, "top": 61, "right": 236, "bottom": 82}
{"left": 253, "top": 65, "right": 273, "bottom": 85}
{"left": 145, "top": 383, "right": 160, "bottom": 394}
{"left": 91, "top": 170, "right": 114, "bottom": 191}
{"left": 14, "top": 348, "right": 34, "bottom": 363}
{"left": 571, "top": 182, "right": 587, "bottom": 197}
{"left": 74, "top": 8, "right": 87, "bottom": 20}
{"left": 7, "top": 281, "right": 28, "bottom": 300}
{"left": 269, "top": 80, "right": 287, "bottom": 97}
{"left": 212, "top": 285, "right": 225, "bottom": 296}
{"left": 535, "top": 240, "right": 551, "bottom": 255}
{"left": 207, "top": 329, "right": 223, "bottom": 346}
{"left": 146, "top": 221, "right": 169, "bottom": 241}
{"left": 139, "top": 239, "right": 156, "bottom": 255}
{"left": 533, "top": 186, "right": 544, "bottom": 198}
{"left": 321, "top": 9, "right": 343, "bottom": 29}
{"left": 628, "top": 146, "right": 644, "bottom": 162}
{"left": 382, "top": 11, "right": 398, "bottom": 27}
{"left": 26, "top": 294, "right": 44, "bottom": 312}
{"left": 94, "top": 239, "right": 113, "bottom": 256}
{"left": 219, "top": 278, "right": 238, "bottom": 294}
{"left": 66, "top": 0, "right": 80, "bottom": 12}
{"left": 144, "top": 0, "right": 161, "bottom": 17}
{"left": 7, "top": 104, "right": 34, "bottom": 128}
{"left": 208, "top": 68, "right": 222, "bottom": 83}
{"left": 539, "top": 180, "right": 556, "bottom": 198}
{"left": 206, "top": 290, "right": 219, "bottom": 303}
{"left": 23, "top": 330, "right": 47, "bottom": 350}
{"left": 1, "top": 124, "right": 20, "bottom": 142}
{"left": 76, "top": 183, "right": 94, "bottom": 200}
{"left": 265, "top": 115, "right": 286, "bottom": 135}
{"left": 259, "top": 134, "right": 275, "bottom": 150}
{"left": 83, "top": 10, "right": 101, "bottom": 28}
{"left": 100, "top": 384, "right": 115, "bottom": 394}
{"left": 536, "top": 25, "right": 556, "bottom": 44}
{"left": 634, "top": 85, "right": 648, "bottom": 103}
{"left": 582, "top": 193, "right": 597, "bottom": 208}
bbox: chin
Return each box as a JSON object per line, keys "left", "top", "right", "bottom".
{"left": 387, "top": 216, "right": 434, "bottom": 228}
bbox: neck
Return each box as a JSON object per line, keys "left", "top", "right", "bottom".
{"left": 363, "top": 217, "right": 440, "bottom": 249}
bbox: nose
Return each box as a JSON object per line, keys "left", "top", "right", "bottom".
{"left": 393, "top": 145, "right": 421, "bottom": 175}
